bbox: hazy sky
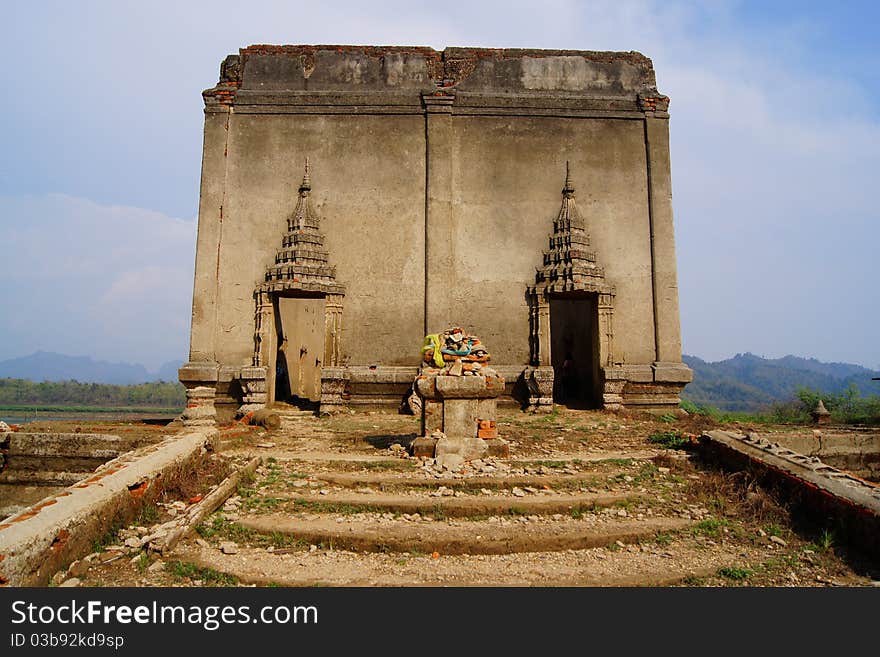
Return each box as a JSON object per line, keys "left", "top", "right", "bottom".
{"left": 1, "top": 1, "right": 878, "bottom": 371}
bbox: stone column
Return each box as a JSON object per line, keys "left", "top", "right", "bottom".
{"left": 537, "top": 298, "right": 552, "bottom": 367}
{"left": 178, "top": 362, "right": 219, "bottom": 427}
{"left": 644, "top": 115, "right": 693, "bottom": 397}
{"left": 597, "top": 291, "right": 615, "bottom": 368}
{"left": 423, "top": 92, "right": 455, "bottom": 334}
{"left": 182, "top": 386, "right": 217, "bottom": 427}
{"left": 644, "top": 116, "right": 685, "bottom": 365}
{"left": 253, "top": 288, "right": 273, "bottom": 368}
{"left": 189, "top": 110, "right": 231, "bottom": 363}
{"left": 324, "top": 293, "right": 344, "bottom": 367}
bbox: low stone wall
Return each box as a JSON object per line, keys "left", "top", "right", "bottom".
{"left": 0, "top": 432, "right": 162, "bottom": 485}
{"left": 0, "top": 428, "right": 216, "bottom": 587}
{"left": 766, "top": 429, "right": 880, "bottom": 482}
{"left": 699, "top": 430, "right": 880, "bottom": 559}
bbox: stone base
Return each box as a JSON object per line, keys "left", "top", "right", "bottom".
{"left": 620, "top": 381, "right": 690, "bottom": 413}
{"left": 410, "top": 436, "right": 438, "bottom": 458}
{"left": 524, "top": 366, "right": 554, "bottom": 412}
{"left": 436, "top": 431, "right": 488, "bottom": 468}
{"left": 487, "top": 439, "right": 510, "bottom": 458}
{"left": 181, "top": 386, "right": 217, "bottom": 428}
{"left": 409, "top": 434, "right": 510, "bottom": 460}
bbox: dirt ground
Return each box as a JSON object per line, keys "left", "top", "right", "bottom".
{"left": 13, "top": 407, "right": 880, "bottom": 588}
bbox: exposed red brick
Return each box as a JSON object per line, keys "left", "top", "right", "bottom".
{"left": 128, "top": 481, "right": 149, "bottom": 498}
{"left": 50, "top": 529, "right": 69, "bottom": 553}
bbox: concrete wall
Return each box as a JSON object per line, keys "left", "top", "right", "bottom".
{"left": 212, "top": 113, "right": 426, "bottom": 366}
{"left": 446, "top": 115, "right": 654, "bottom": 365}
{"left": 183, "top": 45, "right": 690, "bottom": 410}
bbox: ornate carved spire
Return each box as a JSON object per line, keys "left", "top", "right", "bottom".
{"left": 555, "top": 161, "right": 584, "bottom": 233}
{"left": 300, "top": 157, "right": 311, "bottom": 193}
{"left": 261, "top": 160, "right": 345, "bottom": 295}
{"left": 563, "top": 160, "right": 574, "bottom": 197}
{"left": 532, "top": 163, "right": 609, "bottom": 295}
{"left": 291, "top": 158, "right": 320, "bottom": 232}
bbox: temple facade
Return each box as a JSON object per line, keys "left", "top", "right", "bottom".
{"left": 180, "top": 45, "right": 692, "bottom": 420}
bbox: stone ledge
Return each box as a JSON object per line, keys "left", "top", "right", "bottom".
{"left": 652, "top": 361, "right": 693, "bottom": 383}
{"left": 178, "top": 361, "right": 219, "bottom": 384}
{"left": 603, "top": 364, "right": 654, "bottom": 383}
{"left": 0, "top": 429, "right": 216, "bottom": 586}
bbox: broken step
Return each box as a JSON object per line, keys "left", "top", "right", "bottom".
{"left": 306, "top": 471, "right": 622, "bottom": 491}
{"left": 267, "top": 490, "right": 642, "bottom": 518}
{"left": 233, "top": 515, "right": 691, "bottom": 556}
{"left": 179, "top": 555, "right": 735, "bottom": 588}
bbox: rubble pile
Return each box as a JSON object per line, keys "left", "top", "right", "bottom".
{"left": 420, "top": 327, "right": 498, "bottom": 378}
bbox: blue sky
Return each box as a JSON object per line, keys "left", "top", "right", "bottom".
{"left": 1, "top": 1, "right": 878, "bottom": 371}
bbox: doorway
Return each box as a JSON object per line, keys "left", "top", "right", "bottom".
{"left": 273, "top": 296, "right": 325, "bottom": 404}
{"left": 549, "top": 295, "right": 600, "bottom": 408}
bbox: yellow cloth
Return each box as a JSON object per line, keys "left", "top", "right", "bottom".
{"left": 421, "top": 334, "right": 445, "bottom": 368}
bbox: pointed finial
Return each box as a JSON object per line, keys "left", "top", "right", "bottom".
{"left": 299, "top": 157, "right": 311, "bottom": 193}
{"left": 563, "top": 160, "right": 574, "bottom": 197}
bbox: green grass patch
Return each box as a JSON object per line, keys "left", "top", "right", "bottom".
{"left": 520, "top": 460, "right": 569, "bottom": 469}
{"left": 808, "top": 529, "right": 835, "bottom": 553}
{"left": 602, "top": 458, "right": 634, "bottom": 467}
{"left": 168, "top": 561, "right": 237, "bottom": 586}
{"left": 692, "top": 518, "right": 729, "bottom": 538}
{"left": 360, "top": 460, "right": 416, "bottom": 472}
{"left": 91, "top": 519, "right": 125, "bottom": 553}
{"left": 137, "top": 504, "right": 159, "bottom": 525}
{"left": 648, "top": 431, "right": 689, "bottom": 450}
{"left": 289, "top": 499, "right": 380, "bottom": 515}
{"left": 196, "top": 514, "right": 306, "bottom": 550}
{"left": 717, "top": 566, "right": 751, "bottom": 581}
{"left": 243, "top": 496, "right": 285, "bottom": 512}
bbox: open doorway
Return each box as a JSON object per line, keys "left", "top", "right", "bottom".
{"left": 272, "top": 295, "right": 325, "bottom": 407}
{"left": 549, "top": 295, "right": 600, "bottom": 408}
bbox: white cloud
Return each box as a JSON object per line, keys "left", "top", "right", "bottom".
{"left": 0, "top": 194, "right": 196, "bottom": 370}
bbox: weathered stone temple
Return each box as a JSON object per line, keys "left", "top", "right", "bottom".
{"left": 179, "top": 45, "right": 692, "bottom": 421}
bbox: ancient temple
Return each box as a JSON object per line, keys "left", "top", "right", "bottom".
{"left": 179, "top": 45, "right": 692, "bottom": 420}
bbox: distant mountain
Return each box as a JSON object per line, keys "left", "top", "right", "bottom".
{"left": 156, "top": 360, "right": 184, "bottom": 382}
{"left": 683, "top": 353, "right": 880, "bottom": 412}
{"left": 0, "top": 352, "right": 184, "bottom": 385}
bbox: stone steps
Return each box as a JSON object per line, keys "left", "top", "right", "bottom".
{"left": 174, "top": 533, "right": 747, "bottom": 586}
{"left": 305, "top": 471, "right": 620, "bottom": 490}
{"left": 251, "top": 490, "right": 641, "bottom": 518}
{"left": 235, "top": 514, "right": 690, "bottom": 556}
{"left": 164, "top": 436, "right": 740, "bottom": 585}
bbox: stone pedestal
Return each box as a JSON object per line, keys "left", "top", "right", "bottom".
{"left": 413, "top": 372, "right": 507, "bottom": 465}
